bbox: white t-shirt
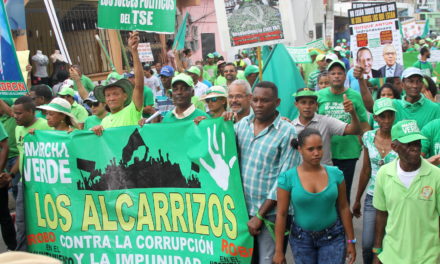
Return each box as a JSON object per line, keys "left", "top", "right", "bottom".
{"left": 397, "top": 160, "right": 420, "bottom": 188}
{"left": 194, "top": 81, "right": 209, "bottom": 97}
{"left": 144, "top": 75, "right": 162, "bottom": 97}
{"left": 243, "top": 58, "right": 252, "bottom": 66}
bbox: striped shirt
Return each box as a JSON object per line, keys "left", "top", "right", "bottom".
{"left": 307, "top": 69, "right": 322, "bottom": 89}
{"left": 235, "top": 113, "right": 300, "bottom": 216}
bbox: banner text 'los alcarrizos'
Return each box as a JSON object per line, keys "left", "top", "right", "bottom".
{"left": 24, "top": 119, "right": 253, "bottom": 264}
{"left": 98, "top": 0, "right": 176, "bottom": 33}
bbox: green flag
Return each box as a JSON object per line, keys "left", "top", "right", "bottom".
{"left": 173, "top": 13, "right": 188, "bottom": 50}
{"left": 262, "top": 44, "right": 305, "bottom": 120}
{"left": 421, "top": 19, "right": 430, "bottom": 38}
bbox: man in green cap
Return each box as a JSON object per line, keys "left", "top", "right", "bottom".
{"left": 162, "top": 73, "right": 209, "bottom": 123}
{"left": 307, "top": 54, "right": 327, "bottom": 89}
{"left": 318, "top": 60, "right": 369, "bottom": 201}
{"left": 292, "top": 87, "right": 361, "bottom": 165}
{"left": 373, "top": 120, "right": 440, "bottom": 264}
{"left": 70, "top": 64, "right": 95, "bottom": 92}
{"left": 186, "top": 66, "right": 208, "bottom": 97}
{"left": 204, "top": 53, "right": 217, "bottom": 83}
{"left": 244, "top": 65, "right": 259, "bottom": 87}
{"left": 58, "top": 86, "right": 89, "bottom": 126}
{"left": 92, "top": 32, "right": 144, "bottom": 134}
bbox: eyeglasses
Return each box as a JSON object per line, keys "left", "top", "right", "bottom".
{"left": 228, "top": 94, "right": 245, "bottom": 100}
{"left": 205, "top": 97, "right": 219, "bottom": 103}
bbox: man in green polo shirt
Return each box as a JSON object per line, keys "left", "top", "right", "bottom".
{"left": 317, "top": 60, "right": 369, "bottom": 201}
{"left": 357, "top": 67, "right": 440, "bottom": 129}
{"left": 92, "top": 32, "right": 144, "bottom": 135}
{"left": 58, "top": 87, "right": 89, "bottom": 126}
{"left": 373, "top": 120, "right": 440, "bottom": 264}
{"left": 162, "top": 73, "right": 209, "bottom": 123}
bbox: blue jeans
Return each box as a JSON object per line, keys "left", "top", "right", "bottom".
{"left": 362, "top": 194, "right": 376, "bottom": 264}
{"left": 289, "top": 218, "right": 346, "bottom": 264}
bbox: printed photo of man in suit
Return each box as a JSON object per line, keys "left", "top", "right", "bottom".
{"left": 379, "top": 44, "right": 404, "bottom": 78}
{"left": 356, "top": 47, "right": 382, "bottom": 79}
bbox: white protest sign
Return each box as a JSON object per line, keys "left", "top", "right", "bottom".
{"left": 285, "top": 46, "right": 311, "bottom": 64}
{"left": 349, "top": 3, "right": 403, "bottom": 78}
{"left": 138, "top": 43, "right": 154, "bottom": 63}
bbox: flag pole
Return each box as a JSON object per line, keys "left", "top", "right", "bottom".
{"left": 117, "top": 31, "right": 131, "bottom": 72}
{"left": 257, "top": 46, "right": 262, "bottom": 81}
{"left": 95, "top": 34, "right": 116, "bottom": 71}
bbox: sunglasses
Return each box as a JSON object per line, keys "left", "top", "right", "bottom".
{"left": 87, "top": 102, "right": 100, "bottom": 108}
{"left": 205, "top": 97, "right": 219, "bottom": 103}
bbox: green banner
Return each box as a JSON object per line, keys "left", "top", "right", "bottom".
{"left": 285, "top": 46, "right": 312, "bottom": 64}
{"left": 24, "top": 119, "right": 253, "bottom": 264}
{"left": 98, "top": 1, "right": 176, "bottom": 33}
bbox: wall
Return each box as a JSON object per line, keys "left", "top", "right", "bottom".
{"left": 182, "top": 0, "right": 227, "bottom": 62}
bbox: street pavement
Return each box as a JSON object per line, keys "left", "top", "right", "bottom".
{"left": 0, "top": 156, "right": 366, "bottom": 264}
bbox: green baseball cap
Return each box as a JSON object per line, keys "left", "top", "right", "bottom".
{"left": 207, "top": 53, "right": 214, "bottom": 59}
{"left": 327, "top": 60, "right": 346, "bottom": 71}
{"left": 186, "top": 66, "right": 201, "bottom": 77}
{"left": 244, "top": 65, "right": 259, "bottom": 77}
{"left": 426, "top": 38, "right": 433, "bottom": 42}
{"left": 58, "top": 87, "right": 75, "bottom": 97}
{"left": 316, "top": 54, "right": 326, "bottom": 61}
{"left": 373, "top": 98, "right": 396, "bottom": 115}
{"left": 391, "top": 120, "right": 427, "bottom": 143}
{"left": 308, "top": 49, "right": 319, "bottom": 56}
{"left": 293, "top": 88, "right": 317, "bottom": 101}
{"left": 172, "top": 73, "right": 194, "bottom": 88}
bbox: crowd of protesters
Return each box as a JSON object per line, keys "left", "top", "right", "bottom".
{"left": 0, "top": 31, "right": 438, "bottom": 264}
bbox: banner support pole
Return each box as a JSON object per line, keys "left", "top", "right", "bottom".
{"left": 257, "top": 46, "right": 262, "bottom": 81}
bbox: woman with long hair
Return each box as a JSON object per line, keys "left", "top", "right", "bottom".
{"left": 352, "top": 98, "right": 398, "bottom": 264}
{"left": 273, "top": 128, "right": 356, "bottom": 264}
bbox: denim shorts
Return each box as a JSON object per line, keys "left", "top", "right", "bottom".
{"left": 289, "top": 218, "right": 346, "bottom": 264}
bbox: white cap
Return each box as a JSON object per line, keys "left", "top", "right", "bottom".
{"left": 334, "top": 46, "right": 344, "bottom": 52}
{"left": 401, "top": 67, "right": 423, "bottom": 79}
{"left": 325, "top": 53, "right": 338, "bottom": 62}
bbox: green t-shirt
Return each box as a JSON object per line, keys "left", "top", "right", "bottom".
{"left": 143, "top": 86, "right": 155, "bottom": 118}
{"left": 35, "top": 110, "right": 46, "bottom": 119}
{"left": 0, "top": 115, "right": 18, "bottom": 159}
{"left": 0, "top": 122, "right": 8, "bottom": 159}
{"left": 393, "top": 96, "right": 440, "bottom": 129}
{"left": 71, "top": 101, "right": 89, "bottom": 123}
{"left": 191, "top": 96, "right": 206, "bottom": 111}
{"left": 412, "top": 60, "right": 434, "bottom": 77}
{"left": 421, "top": 119, "right": 440, "bottom": 161}
{"left": 73, "top": 75, "right": 95, "bottom": 92}
{"left": 162, "top": 108, "right": 209, "bottom": 123}
{"left": 302, "top": 62, "right": 318, "bottom": 83}
{"left": 203, "top": 64, "right": 217, "bottom": 83}
{"left": 214, "top": 75, "right": 226, "bottom": 87}
{"left": 101, "top": 101, "right": 142, "bottom": 129}
{"left": 16, "top": 118, "right": 51, "bottom": 173}
{"left": 84, "top": 114, "right": 109, "bottom": 130}
{"left": 237, "top": 70, "right": 246, "bottom": 81}
{"left": 278, "top": 165, "right": 344, "bottom": 231}
{"left": 373, "top": 158, "right": 440, "bottom": 264}
{"left": 317, "top": 87, "right": 368, "bottom": 159}
{"left": 202, "top": 71, "right": 211, "bottom": 83}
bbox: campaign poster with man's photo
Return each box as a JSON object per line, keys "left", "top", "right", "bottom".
{"left": 214, "top": 0, "right": 295, "bottom": 50}
{"left": 348, "top": 3, "right": 404, "bottom": 78}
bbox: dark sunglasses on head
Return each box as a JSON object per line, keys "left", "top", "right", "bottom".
{"left": 205, "top": 97, "right": 219, "bottom": 103}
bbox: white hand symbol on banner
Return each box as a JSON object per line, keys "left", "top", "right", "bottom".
{"left": 200, "top": 125, "right": 237, "bottom": 191}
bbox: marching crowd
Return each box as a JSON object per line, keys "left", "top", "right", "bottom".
{"left": 0, "top": 31, "right": 438, "bottom": 264}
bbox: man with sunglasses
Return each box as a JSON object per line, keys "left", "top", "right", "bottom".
{"left": 83, "top": 94, "right": 109, "bottom": 130}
